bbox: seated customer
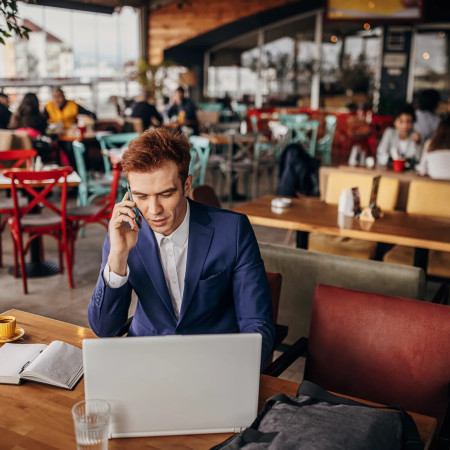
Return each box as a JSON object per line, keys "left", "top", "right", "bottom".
{"left": 0, "top": 92, "right": 11, "bottom": 129}
{"left": 164, "top": 86, "right": 199, "bottom": 134}
{"left": 9, "top": 92, "right": 47, "bottom": 138}
{"left": 88, "top": 128, "right": 275, "bottom": 366}
{"left": 130, "top": 89, "right": 162, "bottom": 130}
{"left": 377, "top": 104, "right": 422, "bottom": 165}
{"left": 414, "top": 89, "right": 441, "bottom": 142}
{"left": 416, "top": 117, "right": 450, "bottom": 180}
{"left": 44, "top": 87, "right": 96, "bottom": 131}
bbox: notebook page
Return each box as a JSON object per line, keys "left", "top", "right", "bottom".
{"left": 23, "top": 340, "right": 83, "bottom": 388}
{"left": 0, "top": 343, "right": 47, "bottom": 381}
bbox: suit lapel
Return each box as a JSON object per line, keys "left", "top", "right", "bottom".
{"left": 179, "top": 201, "right": 213, "bottom": 321}
{"left": 135, "top": 222, "right": 176, "bottom": 320}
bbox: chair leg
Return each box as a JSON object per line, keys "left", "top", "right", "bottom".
{"left": 63, "top": 234, "right": 74, "bottom": 289}
{"left": 15, "top": 233, "right": 28, "bottom": 294}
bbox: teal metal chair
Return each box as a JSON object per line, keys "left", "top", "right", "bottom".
{"left": 278, "top": 114, "right": 308, "bottom": 126}
{"left": 97, "top": 132, "right": 139, "bottom": 178}
{"left": 316, "top": 115, "right": 337, "bottom": 166}
{"left": 72, "top": 141, "right": 113, "bottom": 207}
{"left": 198, "top": 103, "right": 224, "bottom": 112}
{"left": 287, "top": 120, "right": 320, "bottom": 157}
{"left": 189, "top": 135, "right": 211, "bottom": 188}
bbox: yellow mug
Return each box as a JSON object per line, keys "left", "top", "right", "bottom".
{"left": 0, "top": 316, "right": 16, "bottom": 339}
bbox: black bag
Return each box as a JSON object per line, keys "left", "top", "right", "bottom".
{"left": 211, "top": 380, "right": 424, "bottom": 450}
{"left": 276, "top": 143, "right": 320, "bottom": 197}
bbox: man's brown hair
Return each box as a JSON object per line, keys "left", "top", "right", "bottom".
{"left": 121, "top": 128, "right": 191, "bottom": 183}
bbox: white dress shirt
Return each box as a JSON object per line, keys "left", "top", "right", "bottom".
{"left": 103, "top": 203, "right": 190, "bottom": 318}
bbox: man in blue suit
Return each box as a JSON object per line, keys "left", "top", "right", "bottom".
{"left": 88, "top": 128, "right": 275, "bottom": 365}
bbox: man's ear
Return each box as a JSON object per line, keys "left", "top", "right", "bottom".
{"left": 184, "top": 174, "right": 193, "bottom": 197}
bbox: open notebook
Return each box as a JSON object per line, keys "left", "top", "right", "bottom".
{"left": 83, "top": 333, "right": 262, "bottom": 438}
{"left": 0, "top": 341, "right": 83, "bottom": 390}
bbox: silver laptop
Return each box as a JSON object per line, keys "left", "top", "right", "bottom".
{"left": 83, "top": 333, "right": 261, "bottom": 438}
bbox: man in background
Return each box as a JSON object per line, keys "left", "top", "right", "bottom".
{"left": 130, "top": 89, "right": 162, "bottom": 131}
{"left": 165, "top": 86, "right": 198, "bottom": 134}
{"left": 0, "top": 93, "right": 12, "bottom": 129}
{"left": 44, "top": 87, "right": 96, "bottom": 131}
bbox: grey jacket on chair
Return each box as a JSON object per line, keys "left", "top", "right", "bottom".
{"left": 259, "top": 243, "right": 426, "bottom": 344}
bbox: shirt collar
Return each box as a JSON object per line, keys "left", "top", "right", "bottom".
{"left": 154, "top": 201, "right": 190, "bottom": 249}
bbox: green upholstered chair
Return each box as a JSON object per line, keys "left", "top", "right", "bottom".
{"left": 259, "top": 242, "right": 425, "bottom": 345}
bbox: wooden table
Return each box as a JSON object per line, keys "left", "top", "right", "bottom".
{"left": 0, "top": 310, "right": 436, "bottom": 449}
{"left": 234, "top": 195, "right": 450, "bottom": 270}
{"left": 0, "top": 170, "right": 81, "bottom": 189}
{"left": 319, "top": 165, "right": 450, "bottom": 211}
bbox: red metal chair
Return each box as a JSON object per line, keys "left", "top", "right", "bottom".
{"left": 5, "top": 167, "right": 74, "bottom": 294}
{"left": 66, "top": 160, "right": 122, "bottom": 263}
{"left": 0, "top": 149, "right": 37, "bottom": 267}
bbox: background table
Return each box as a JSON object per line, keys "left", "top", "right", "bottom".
{"left": 234, "top": 195, "right": 450, "bottom": 270}
{"left": 0, "top": 309, "right": 436, "bottom": 449}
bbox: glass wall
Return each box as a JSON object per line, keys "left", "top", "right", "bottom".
{"left": 411, "top": 28, "right": 449, "bottom": 111}
{"left": 0, "top": 4, "right": 140, "bottom": 117}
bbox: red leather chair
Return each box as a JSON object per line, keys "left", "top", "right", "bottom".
{"left": 0, "top": 149, "right": 37, "bottom": 267}
{"left": 5, "top": 168, "right": 74, "bottom": 294}
{"left": 266, "top": 284, "right": 450, "bottom": 448}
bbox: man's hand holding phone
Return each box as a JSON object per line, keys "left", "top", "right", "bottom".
{"left": 107, "top": 185, "right": 142, "bottom": 276}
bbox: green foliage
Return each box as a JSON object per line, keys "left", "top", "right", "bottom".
{"left": 0, "top": 0, "right": 34, "bottom": 45}
{"left": 134, "top": 58, "right": 175, "bottom": 103}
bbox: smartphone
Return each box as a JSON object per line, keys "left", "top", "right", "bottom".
{"left": 126, "top": 182, "right": 142, "bottom": 229}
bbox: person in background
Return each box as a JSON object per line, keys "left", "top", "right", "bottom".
{"left": 165, "top": 86, "right": 198, "bottom": 134}
{"left": 130, "top": 90, "right": 162, "bottom": 130}
{"left": 377, "top": 104, "right": 422, "bottom": 166}
{"left": 9, "top": 92, "right": 47, "bottom": 138}
{"left": 414, "top": 89, "right": 441, "bottom": 142}
{"left": 0, "top": 92, "right": 12, "bottom": 129}
{"left": 88, "top": 127, "right": 275, "bottom": 367}
{"left": 43, "top": 87, "right": 96, "bottom": 131}
{"left": 416, "top": 117, "right": 450, "bottom": 180}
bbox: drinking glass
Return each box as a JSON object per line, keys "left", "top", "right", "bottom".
{"left": 72, "top": 399, "right": 111, "bottom": 450}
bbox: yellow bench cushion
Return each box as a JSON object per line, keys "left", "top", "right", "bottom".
{"left": 325, "top": 173, "right": 399, "bottom": 211}
{"left": 309, "top": 233, "right": 377, "bottom": 260}
{"left": 310, "top": 173, "right": 399, "bottom": 260}
{"left": 383, "top": 246, "right": 450, "bottom": 278}
{"left": 407, "top": 180, "right": 450, "bottom": 218}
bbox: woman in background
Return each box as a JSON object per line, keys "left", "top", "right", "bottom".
{"left": 9, "top": 92, "right": 47, "bottom": 138}
{"left": 416, "top": 117, "right": 450, "bottom": 180}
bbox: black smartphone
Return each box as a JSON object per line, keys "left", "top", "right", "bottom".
{"left": 126, "top": 182, "right": 142, "bottom": 229}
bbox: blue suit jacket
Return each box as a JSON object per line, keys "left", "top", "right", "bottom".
{"left": 88, "top": 199, "right": 275, "bottom": 364}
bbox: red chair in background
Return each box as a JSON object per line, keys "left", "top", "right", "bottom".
{"left": 5, "top": 168, "right": 74, "bottom": 294}
{"left": 367, "top": 115, "right": 394, "bottom": 156}
{"left": 0, "top": 149, "right": 37, "bottom": 267}
{"left": 66, "top": 160, "right": 122, "bottom": 263}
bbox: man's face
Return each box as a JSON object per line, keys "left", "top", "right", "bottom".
{"left": 174, "top": 90, "right": 183, "bottom": 105}
{"left": 394, "top": 113, "right": 414, "bottom": 138}
{"left": 127, "top": 161, "right": 192, "bottom": 236}
{"left": 53, "top": 90, "right": 65, "bottom": 108}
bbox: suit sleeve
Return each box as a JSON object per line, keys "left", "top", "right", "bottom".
{"left": 232, "top": 214, "right": 275, "bottom": 367}
{"left": 88, "top": 234, "right": 133, "bottom": 336}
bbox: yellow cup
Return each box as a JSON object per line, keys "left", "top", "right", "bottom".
{"left": 0, "top": 316, "right": 16, "bottom": 339}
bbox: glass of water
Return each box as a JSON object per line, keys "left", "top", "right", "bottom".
{"left": 72, "top": 399, "right": 111, "bottom": 450}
